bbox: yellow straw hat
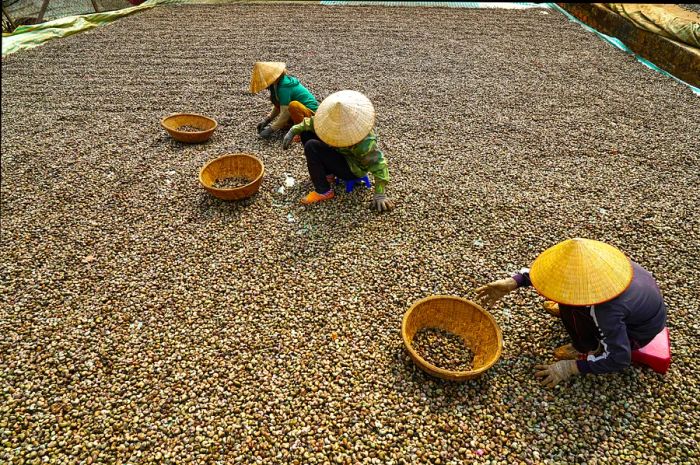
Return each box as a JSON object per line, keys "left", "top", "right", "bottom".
{"left": 530, "top": 238, "right": 633, "bottom": 306}
{"left": 314, "top": 90, "right": 375, "bottom": 148}
{"left": 250, "top": 62, "right": 286, "bottom": 94}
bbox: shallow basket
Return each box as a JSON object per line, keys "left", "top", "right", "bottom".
{"left": 199, "top": 153, "right": 264, "bottom": 201}
{"left": 402, "top": 295, "right": 503, "bottom": 381}
{"left": 161, "top": 113, "right": 217, "bottom": 143}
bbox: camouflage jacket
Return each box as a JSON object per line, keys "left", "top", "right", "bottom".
{"left": 289, "top": 117, "right": 390, "bottom": 194}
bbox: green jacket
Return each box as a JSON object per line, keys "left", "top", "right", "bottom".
{"left": 290, "top": 117, "right": 390, "bottom": 194}
{"left": 270, "top": 75, "right": 319, "bottom": 111}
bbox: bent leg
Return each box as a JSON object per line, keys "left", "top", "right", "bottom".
{"left": 559, "top": 307, "right": 601, "bottom": 353}
{"left": 289, "top": 101, "right": 315, "bottom": 124}
{"left": 300, "top": 131, "right": 318, "bottom": 145}
{"left": 304, "top": 139, "right": 354, "bottom": 193}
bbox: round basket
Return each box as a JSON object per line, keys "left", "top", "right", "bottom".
{"left": 199, "top": 153, "right": 264, "bottom": 201}
{"left": 161, "top": 113, "right": 217, "bottom": 143}
{"left": 402, "top": 295, "right": 503, "bottom": 381}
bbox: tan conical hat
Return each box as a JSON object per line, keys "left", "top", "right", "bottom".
{"left": 250, "top": 62, "right": 286, "bottom": 94}
{"left": 530, "top": 238, "right": 633, "bottom": 306}
{"left": 314, "top": 90, "right": 375, "bottom": 148}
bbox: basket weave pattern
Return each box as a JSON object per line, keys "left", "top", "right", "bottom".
{"left": 199, "top": 153, "right": 264, "bottom": 201}
{"left": 402, "top": 296, "right": 503, "bottom": 381}
{"left": 161, "top": 113, "right": 217, "bottom": 144}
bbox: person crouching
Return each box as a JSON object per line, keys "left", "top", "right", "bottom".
{"left": 476, "top": 238, "right": 668, "bottom": 388}
{"left": 281, "top": 90, "right": 395, "bottom": 212}
{"left": 250, "top": 61, "right": 319, "bottom": 140}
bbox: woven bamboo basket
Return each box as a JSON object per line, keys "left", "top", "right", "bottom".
{"left": 402, "top": 295, "right": 503, "bottom": 381}
{"left": 199, "top": 153, "right": 264, "bottom": 201}
{"left": 161, "top": 113, "right": 217, "bottom": 143}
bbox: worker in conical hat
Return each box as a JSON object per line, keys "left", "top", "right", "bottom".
{"left": 281, "top": 90, "right": 394, "bottom": 212}
{"left": 476, "top": 238, "right": 667, "bottom": 387}
{"left": 250, "top": 62, "right": 319, "bottom": 140}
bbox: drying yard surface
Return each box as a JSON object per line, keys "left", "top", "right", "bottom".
{"left": 1, "top": 3, "right": 699, "bottom": 464}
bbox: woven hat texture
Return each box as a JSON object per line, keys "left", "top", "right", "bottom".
{"left": 250, "top": 62, "right": 286, "bottom": 93}
{"left": 314, "top": 90, "right": 375, "bottom": 147}
{"left": 530, "top": 238, "right": 633, "bottom": 306}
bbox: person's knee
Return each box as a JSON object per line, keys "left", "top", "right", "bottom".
{"left": 289, "top": 101, "right": 311, "bottom": 124}
{"left": 289, "top": 101, "right": 303, "bottom": 112}
{"left": 305, "top": 139, "right": 322, "bottom": 150}
{"left": 304, "top": 139, "right": 324, "bottom": 159}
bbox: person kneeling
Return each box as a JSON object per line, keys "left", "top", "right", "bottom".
{"left": 282, "top": 90, "right": 394, "bottom": 212}
{"left": 249, "top": 61, "right": 319, "bottom": 140}
{"left": 476, "top": 238, "right": 667, "bottom": 388}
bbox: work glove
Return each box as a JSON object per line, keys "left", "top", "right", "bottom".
{"left": 258, "top": 126, "right": 276, "bottom": 139}
{"left": 534, "top": 360, "right": 579, "bottom": 388}
{"left": 257, "top": 119, "right": 271, "bottom": 133}
{"left": 371, "top": 193, "right": 395, "bottom": 212}
{"left": 475, "top": 278, "right": 517, "bottom": 308}
{"left": 282, "top": 128, "right": 296, "bottom": 150}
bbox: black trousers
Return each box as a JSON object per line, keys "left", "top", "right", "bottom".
{"left": 560, "top": 307, "right": 600, "bottom": 353}
{"left": 560, "top": 306, "right": 644, "bottom": 353}
{"left": 301, "top": 132, "right": 356, "bottom": 193}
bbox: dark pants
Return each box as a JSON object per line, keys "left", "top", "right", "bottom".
{"left": 560, "top": 307, "right": 600, "bottom": 353}
{"left": 302, "top": 133, "right": 356, "bottom": 193}
{"left": 560, "top": 306, "right": 644, "bottom": 353}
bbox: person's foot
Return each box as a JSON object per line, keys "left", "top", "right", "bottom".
{"left": 543, "top": 300, "right": 561, "bottom": 317}
{"left": 301, "top": 190, "right": 334, "bottom": 205}
{"left": 553, "top": 343, "right": 583, "bottom": 360}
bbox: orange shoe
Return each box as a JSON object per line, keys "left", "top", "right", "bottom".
{"left": 543, "top": 300, "right": 561, "bottom": 318}
{"left": 301, "top": 190, "right": 334, "bottom": 205}
{"left": 553, "top": 343, "right": 582, "bottom": 360}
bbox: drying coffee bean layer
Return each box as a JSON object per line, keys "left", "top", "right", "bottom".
{"left": 2, "top": 3, "right": 698, "bottom": 465}
{"left": 177, "top": 125, "right": 203, "bottom": 132}
{"left": 212, "top": 176, "right": 249, "bottom": 189}
{"left": 412, "top": 327, "right": 475, "bottom": 372}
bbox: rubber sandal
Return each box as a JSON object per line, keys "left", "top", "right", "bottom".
{"left": 301, "top": 190, "right": 334, "bottom": 205}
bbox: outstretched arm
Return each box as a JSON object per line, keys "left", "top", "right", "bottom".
{"left": 269, "top": 105, "right": 291, "bottom": 130}
{"left": 283, "top": 117, "right": 314, "bottom": 149}
{"left": 475, "top": 277, "right": 518, "bottom": 308}
{"left": 257, "top": 105, "right": 280, "bottom": 134}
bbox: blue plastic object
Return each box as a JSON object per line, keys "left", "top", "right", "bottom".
{"left": 337, "top": 175, "right": 371, "bottom": 193}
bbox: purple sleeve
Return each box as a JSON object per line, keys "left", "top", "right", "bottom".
{"left": 512, "top": 268, "right": 532, "bottom": 288}
{"left": 575, "top": 304, "right": 632, "bottom": 375}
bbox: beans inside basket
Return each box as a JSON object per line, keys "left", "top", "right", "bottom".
{"left": 212, "top": 177, "right": 249, "bottom": 189}
{"left": 177, "top": 125, "right": 203, "bottom": 132}
{"left": 412, "top": 327, "right": 474, "bottom": 371}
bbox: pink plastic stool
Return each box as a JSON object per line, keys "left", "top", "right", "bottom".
{"left": 631, "top": 327, "right": 671, "bottom": 374}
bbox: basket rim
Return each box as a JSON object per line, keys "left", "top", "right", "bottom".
{"left": 198, "top": 153, "right": 265, "bottom": 193}
{"left": 160, "top": 112, "right": 218, "bottom": 133}
{"left": 401, "top": 294, "right": 503, "bottom": 378}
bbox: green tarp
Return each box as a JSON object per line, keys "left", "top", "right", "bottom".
{"left": 1, "top": 0, "right": 239, "bottom": 57}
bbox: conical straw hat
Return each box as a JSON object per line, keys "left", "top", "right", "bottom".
{"left": 314, "top": 90, "right": 375, "bottom": 148}
{"left": 530, "top": 238, "right": 633, "bottom": 306}
{"left": 250, "top": 62, "right": 286, "bottom": 93}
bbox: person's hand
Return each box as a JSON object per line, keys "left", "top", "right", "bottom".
{"left": 259, "top": 126, "right": 275, "bottom": 139}
{"left": 282, "top": 128, "right": 296, "bottom": 149}
{"left": 475, "top": 278, "right": 517, "bottom": 307}
{"left": 372, "top": 193, "right": 395, "bottom": 212}
{"left": 256, "top": 119, "right": 270, "bottom": 133}
{"left": 534, "top": 360, "right": 579, "bottom": 388}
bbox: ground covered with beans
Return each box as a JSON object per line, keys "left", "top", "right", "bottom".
{"left": 1, "top": 3, "right": 699, "bottom": 464}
